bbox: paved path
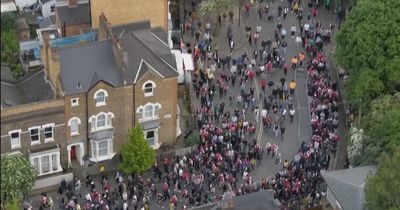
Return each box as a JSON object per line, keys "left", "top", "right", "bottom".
{"left": 28, "top": 2, "right": 339, "bottom": 210}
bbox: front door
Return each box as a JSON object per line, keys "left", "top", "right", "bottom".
{"left": 70, "top": 145, "right": 77, "bottom": 160}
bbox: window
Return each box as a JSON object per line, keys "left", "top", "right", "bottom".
{"left": 107, "top": 113, "right": 112, "bottom": 126}
{"left": 33, "top": 157, "right": 40, "bottom": 172}
{"left": 137, "top": 103, "right": 161, "bottom": 121}
{"left": 137, "top": 108, "right": 143, "bottom": 119}
{"left": 29, "top": 127, "right": 40, "bottom": 144}
{"left": 68, "top": 117, "right": 81, "bottom": 136}
{"left": 97, "top": 114, "right": 106, "bottom": 128}
{"left": 30, "top": 152, "right": 61, "bottom": 176}
{"left": 91, "top": 139, "right": 113, "bottom": 161}
{"left": 142, "top": 81, "right": 156, "bottom": 97}
{"left": 43, "top": 124, "right": 54, "bottom": 142}
{"left": 146, "top": 131, "right": 155, "bottom": 146}
{"left": 144, "top": 105, "right": 153, "bottom": 118}
{"left": 94, "top": 89, "right": 108, "bottom": 107}
{"left": 41, "top": 156, "right": 50, "bottom": 173}
{"left": 71, "top": 98, "right": 79, "bottom": 107}
{"left": 90, "top": 112, "right": 114, "bottom": 131}
{"left": 90, "top": 117, "right": 96, "bottom": 131}
{"left": 52, "top": 154, "right": 58, "bottom": 171}
{"left": 9, "top": 130, "right": 21, "bottom": 149}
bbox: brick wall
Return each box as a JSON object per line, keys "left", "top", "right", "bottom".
{"left": 135, "top": 72, "right": 178, "bottom": 145}
{"left": 91, "top": 0, "right": 168, "bottom": 30}
{"left": 0, "top": 99, "right": 68, "bottom": 169}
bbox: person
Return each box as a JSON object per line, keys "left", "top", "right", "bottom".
{"left": 290, "top": 25, "right": 296, "bottom": 38}
{"left": 289, "top": 80, "right": 297, "bottom": 94}
{"left": 299, "top": 52, "right": 306, "bottom": 67}
{"left": 275, "top": 152, "right": 281, "bottom": 165}
{"left": 289, "top": 108, "right": 295, "bottom": 122}
{"left": 291, "top": 56, "right": 298, "bottom": 71}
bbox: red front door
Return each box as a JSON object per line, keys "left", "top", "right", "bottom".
{"left": 70, "top": 145, "right": 77, "bottom": 160}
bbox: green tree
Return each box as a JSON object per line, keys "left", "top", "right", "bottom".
{"left": 365, "top": 148, "right": 400, "bottom": 210}
{"left": 1, "top": 13, "right": 23, "bottom": 79}
{"left": 1, "top": 155, "right": 37, "bottom": 206}
{"left": 119, "top": 124, "right": 156, "bottom": 175}
{"left": 352, "top": 94, "right": 400, "bottom": 166}
{"left": 198, "top": 0, "right": 233, "bottom": 18}
{"left": 336, "top": 0, "right": 400, "bottom": 110}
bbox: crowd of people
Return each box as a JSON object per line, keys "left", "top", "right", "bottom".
{"left": 29, "top": 0, "right": 342, "bottom": 210}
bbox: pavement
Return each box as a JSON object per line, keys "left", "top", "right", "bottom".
{"left": 27, "top": 1, "right": 343, "bottom": 210}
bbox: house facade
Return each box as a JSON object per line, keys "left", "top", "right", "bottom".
{"left": 1, "top": 14, "right": 179, "bottom": 189}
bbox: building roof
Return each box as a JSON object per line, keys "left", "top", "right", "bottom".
{"left": 39, "top": 15, "right": 57, "bottom": 28}
{"left": 58, "top": 40, "right": 123, "bottom": 95}
{"left": 56, "top": 2, "right": 90, "bottom": 26}
{"left": 116, "top": 26, "right": 178, "bottom": 84}
{"left": 322, "top": 166, "right": 377, "bottom": 210}
{"left": 1, "top": 65, "right": 55, "bottom": 108}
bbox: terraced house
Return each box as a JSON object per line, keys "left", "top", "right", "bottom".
{"left": 0, "top": 14, "right": 179, "bottom": 190}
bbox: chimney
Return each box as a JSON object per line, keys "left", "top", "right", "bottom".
{"left": 111, "top": 36, "right": 127, "bottom": 71}
{"left": 99, "top": 12, "right": 112, "bottom": 41}
{"left": 68, "top": 0, "right": 78, "bottom": 7}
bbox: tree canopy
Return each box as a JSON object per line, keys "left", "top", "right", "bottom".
{"left": 1, "top": 155, "right": 37, "bottom": 206}
{"left": 119, "top": 124, "right": 156, "bottom": 175}
{"left": 336, "top": 0, "right": 400, "bottom": 110}
{"left": 1, "top": 13, "right": 23, "bottom": 79}
{"left": 198, "top": 0, "right": 233, "bottom": 16}
{"left": 365, "top": 148, "right": 400, "bottom": 210}
{"left": 350, "top": 94, "right": 400, "bottom": 166}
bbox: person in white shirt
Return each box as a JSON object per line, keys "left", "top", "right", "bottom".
{"left": 290, "top": 108, "right": 296, "bottom": 122}
{"left": 291, "top": 25, "right": 296, "bottom": 38}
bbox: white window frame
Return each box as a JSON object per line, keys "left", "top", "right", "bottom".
{"left": 42, "top": 123, "right": 55, "bottom": 142}
{"left": 29, "top": 126, "right": 41, "bottom": 145}
{"left": 71, "top": 98, "right": 79, "bottom": 107}
{"left": 30, "top": 151, "right": 62, "bottom": 176}
{"left": 90, "top": 138, "right": 115, "bottom": 162}
{"left": 89, "top": 112, "right": 114, "bottom": 132}
{"left": 68, "top": 117, "right": 81, "bottom": 136}
{"left": 9, "top": 129, "right": 22, "bottom": 149}
{"left": 93, "top": 89, "right": 108, "bottom": 107}
{"left": 144, "top": 129, "right": 159, "bottom": 149}
{"left": 142, "top": 80, "right": 156, "bottom": 97}
{"left": 137, "top": 103, "right": 161, "bottom": 122}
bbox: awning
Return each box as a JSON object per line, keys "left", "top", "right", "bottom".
{"left": 141, "top": 121, "right": 160, "bottom": 130}
{"left": 89, "top": 129, "right": 114, "bottom": 140}
{"left": 182, "top": 53, "right": 194, "bottom": 71}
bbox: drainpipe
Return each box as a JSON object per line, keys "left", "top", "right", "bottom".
{"left": 85, "top": 91, "right": 90, "bottom": 163}
{"left": 88, "top": 0, "right": 92, "bottom": 27}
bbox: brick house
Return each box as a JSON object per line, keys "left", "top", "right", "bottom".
{"left": 0, "top": 65, "right": 67, "bottom": 180}
{"left": 1, "top": 15, "right": 179, "bottom": 189}
{"left": 55, "top": 0, "right": 91, "bottom": 37}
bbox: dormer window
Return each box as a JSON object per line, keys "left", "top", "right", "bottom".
{"left": 142, "top": 80, "right": 156, "bottom": 97}
{"left": 94, "top": 89, "right": 108, "bottom": 107}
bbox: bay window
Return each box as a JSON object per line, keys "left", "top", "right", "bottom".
{"left": 30, "top": 151, "right": 62, "bottom": 176}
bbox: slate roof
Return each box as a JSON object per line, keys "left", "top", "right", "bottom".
{"left": 322, "top": 166, "right": 377, "bottom": 210}
{"left": 1, "top": 65, "right": 55, "bottom": 108}
{"left": 58, "top": 40, "right": 123, "bottom": 95}
{"left": 117, "top": 28, "right": 178, "bottom": 84}
{"left": 56, "top": 2, "right": 90, "bottom": 26}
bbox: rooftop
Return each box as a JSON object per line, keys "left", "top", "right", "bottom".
{"left": 56, "top": 2, "right": 90, "bottom": 26}
{"left": 1, "top": 65, "right": 55, "bottom": 109}
{"left": 322, "top": 166, "right": 377, "bottom": 210}
{"left": 113, "top": 22, "right": 178, "bottom": 84}
{"left": 58, "top": 40, "right": 123, "bottom": 95}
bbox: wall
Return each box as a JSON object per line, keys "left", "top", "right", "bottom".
{"left": 86, "top": 81, "right": 134, "bottom": 156}
{"left": 0, "top": 99, "right": 68, "bottom": 169}
{"left": 135, "top": 72, "right": 178, "bottom": 146}
{"left": 91, "top": 0, "right": 168, "bottom": 30}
